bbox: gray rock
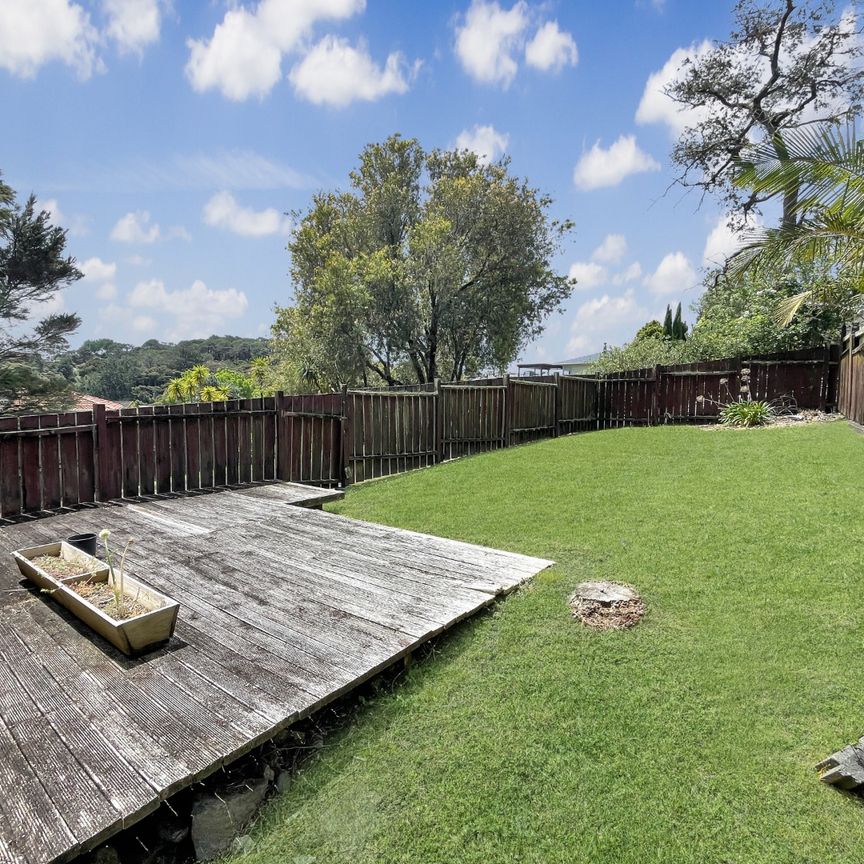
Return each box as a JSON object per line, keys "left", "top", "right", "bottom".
{"left": 88, "top": 846, "right": 121, "bottom": 864}
{"left": 191, "top": 777, "right": 269, "bottom": 861}
{"left": 276, "top": 770, "right": 292, "bottom": 793}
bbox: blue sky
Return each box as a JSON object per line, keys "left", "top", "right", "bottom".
{"left": 1, "top": 0, "right": 743, "bottom": 362}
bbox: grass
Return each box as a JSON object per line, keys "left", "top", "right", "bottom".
{"left": 228, "top": 421, "right": 864, "bottom": 864}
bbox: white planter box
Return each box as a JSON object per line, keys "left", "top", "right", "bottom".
{"left": 13, "top": 541, "right": 179, "bottom": 656}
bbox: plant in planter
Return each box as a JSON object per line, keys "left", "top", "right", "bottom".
{"left": 13, "top": 530, "right": 179, "bottom": 656}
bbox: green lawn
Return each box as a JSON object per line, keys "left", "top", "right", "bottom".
{"left": 229, "top": 421, "right": 864, "bottom": 864}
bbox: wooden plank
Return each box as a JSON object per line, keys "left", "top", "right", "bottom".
{"left": 119, "top": 410, "right": 139, "bottom": 498}
{"left": 153, "top": 406, "right": 171, "bottom": 495}
{"left": 184, "top": 402, "right": 201, "bottom": 490}
{"left": 137, "top": 405, "right": 156, "bottom": 497}
{"left": 58, "top": 411, "right": 79, "bottom": 508}
{"left": 38, "top": 415, "right": 61, "bottom": 511}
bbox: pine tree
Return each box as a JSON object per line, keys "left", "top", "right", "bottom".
{"left": 662, "top": 305, "right": 673, "bottom": 338}
{"left": 1, "top": 172, "right": 82, "bottom": 414}
{"left": 672, "top": 303, "right": 686, "bottom": 341}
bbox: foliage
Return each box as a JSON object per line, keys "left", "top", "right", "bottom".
{"left": 720, "top": 398, "right": 775, "bottom": 426}
{"left": 225, "top": 422, "right": 864, "bottom": 864}
{"left": 592, "top": 261, "right": 852, "bottom": 373}
{"left": 277, "top": 135, "right": 574, "bottom": 390}
{"left": 160, "top": 358, "right": 277, "bottom": 404}
{"left": 635, "top": 319, "right": 664, "bottom": 341}
{"left": 55, "top": 335, "right": 271, "bottom": 404}
{"left": 665, "top": 0, "right": 864, "bottom": 228}
{"left": 0, "top": 171, "right": 82, "bottom": 414}
{"left": 99, "top": 529, "right": 134, "bottom": 617}
{"left": 733, "top": 122, "right": 864, "bottom": 321}
{"left": 672, "top": 302, "right": 688, "bottom": 340}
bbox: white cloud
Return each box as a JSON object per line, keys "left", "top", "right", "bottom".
{"left": 80, "top": 256, "right": 118, "bottom": 300}
{"left": 566, "top": 288, "right": 654, "bottom": 355}
{"left": 0, "top": 0, "right": 101, "bottom": 79}
{"left": 455, "top": 124, "right": 509, "bottom": 164}
{"left": 288, "top": 36, "right": 413, "bottom": 107}
{"left": 36, "top": 198, "right": 89, "bottom": 235}
{"left": 525, "top": 20, "right": 577, "bottom": 72}
{"left": 612, "top": 261, "right": 643, "bottom": 285}
{"left": 127, "top": 278, "right": 249, "bottom": 340}
{"left": 132, "top": 315, "right": 157, "bottom": 332}
{"left": 573, "top": 135, "right": 660, "bottom": 190}
{"left": 592, "top": 233, "right": 627, "bottom": 264}
{"left": 103, "top": 0, "right": 161, "bottom": 55}
{"left": 185, "top": 0, "right": 365, "bottom": 101}
{"left": 454, "top": 0, "right": 529, "bottom": 87}
{"left": 635, "top": 41, "right": 713, "bottom": 137}
{"left": 568, "top": 261, "right": 608, "bottom": 291}
{"left": 703, "top": 213, "right": 763, "bottom": 267}
{"left": 203, "top": 191, "right": 291, "bottom": 237}
{"left": 643, "top": 251, "right": 697, "bottom": 296}
{"left": 111, "top": 210, "right": 161, "bottom": 244}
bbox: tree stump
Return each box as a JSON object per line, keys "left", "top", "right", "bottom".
{"left": 569, "top": 581, "right": 644, "bottom": 629}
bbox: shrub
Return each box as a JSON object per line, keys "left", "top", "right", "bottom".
{"left": 720, "top": 399, "right": 775, "bottom": 427}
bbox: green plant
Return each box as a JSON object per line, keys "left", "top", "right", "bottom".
{"left": 99, "top": 528, "right": 134, "bottom": 613}
{"left": 719, "top": 399, "right": 775, "bottom": 427}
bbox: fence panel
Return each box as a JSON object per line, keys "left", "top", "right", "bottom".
{"left": 508, "top": 380, "right": 556, "bottom": 445}
{"left": 558, "top": 376, "right": 597, "bottom": 433}
{"left": 345, "top": 390, "right": 436, "bottom": 483}
{"left": 440, "top": 385, "right": 506, "bottom": 459}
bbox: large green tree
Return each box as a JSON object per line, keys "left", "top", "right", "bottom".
{"left": 663, "top": 0, "right": 864, "bottom": 229}
{"left": 275, "top": 135, "right": 574, "bottom": 389}
{"left": 1, "top": 173, "right": 81, "bottom": 414}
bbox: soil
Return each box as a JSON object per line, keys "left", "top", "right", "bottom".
{"left": 67, "top": 579, "right": 155, "bottom": 621}
{"left": 569, "top": 581, "right": 644, "bottom": 630}
{"left": 706, "top": 410, "right": 839, "bottom": 430}
{"left": 30, "top": 555, "right": 95, "bottom": 579}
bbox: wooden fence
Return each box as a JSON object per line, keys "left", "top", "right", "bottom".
{"left": 839, "top": 327, "right": 864, "bottom": 425}
{"left": 0, "top": 346, "right": 838, "bottom": 520}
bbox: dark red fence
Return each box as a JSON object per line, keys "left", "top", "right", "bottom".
{"left": 0, "top": 346, "right": 838, "bottom": 520}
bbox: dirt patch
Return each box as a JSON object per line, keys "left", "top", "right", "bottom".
{"left": 569, "top": 581, "right": 644, "bottom": 630}
{"left": 68, "top": 579, "right": 155, "bottom": 620}
{"left": 30, "top": 555, "right": 94, "bottom": 578}
{"left": 705, "top": 410, "right": 839, "bottom": 430}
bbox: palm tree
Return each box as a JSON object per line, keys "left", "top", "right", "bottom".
{"left": 249, "top": 357, "right": 269, "bottom": 397}
{"left": 187, "top": 364, "right": 211, "bottom": 400}
{"left": 164, "top": 378, "right": 187, "bottom": 404}
{"left": 200, "top": 385, "right": 228, "bottom": 402}
{"left": 732, "top": 123, "right": 864, "bottom": 323}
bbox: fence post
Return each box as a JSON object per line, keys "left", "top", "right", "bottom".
{"left": 434, "top": 378, "right": 443, "bottom": 464}
{"left": 93, "top": 403, "right": 106, "bottom": 502}
{"left": 502, "top": 373, "right": 511, "bottom": 447}
{"left": 340, "top": 385, "right": 352, "bottom": 487}
{"left": 651, "top": 366, "right": 660, "bottom": 427}
{"left": 553, "top": 372, "right": 561, "bottom": 436}
{"left": 820, "top": 344, "right": 831, "bottom": 412}
{"left": 274, "top": 391, "right": 287, "bottom": 481}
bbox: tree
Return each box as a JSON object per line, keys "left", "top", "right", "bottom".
{"left": 664, "top": 0, "right": 864, "bottom": 228}
{"left": 277, "top": 135, "right": 574, "bottom": 388}
{"left": 635, "top": 319, "right": 665, "bottom": 341}
{"left": 732, "top": 122, "right": 864, "bottom": 320}
{"left": 662, "top": 305, "right": 674, "bottom": 338}
{"left": 0, "top": 172, "right": 81, "bottom": 414}
{"left": 672, "top": 302, "right": 688, "bottom": 340}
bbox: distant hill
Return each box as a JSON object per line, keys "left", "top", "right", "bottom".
{"left": 55, "top": 335, "right": 272, "bottom": 404}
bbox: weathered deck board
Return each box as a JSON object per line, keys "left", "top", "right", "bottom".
{"left": 0, "top": 485, "right": 551, "bottom": 864}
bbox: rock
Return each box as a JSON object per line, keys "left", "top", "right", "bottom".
{"left": 191, "top": 777, "right": 269, "bottom": 861}
{"left": 157, "top": 816, "right": 190, "bottom": 845}
{"left": 88, "top": 846, "right": 121, "bottom": 864}
{"left": 230, "top": 834, "right": 255, "bottom": 854}
{"left": 818, "top": 743, "right": 864, "bottom": 789}
{"left": 276, "top": 770, "right": 292, "bottom": 793}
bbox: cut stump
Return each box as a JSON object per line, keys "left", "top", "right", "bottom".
{"left": 569, "top": 581, "right": 644, "bottom": 630}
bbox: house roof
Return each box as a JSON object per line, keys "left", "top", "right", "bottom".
{"left": 555, "top": 353, "right": 601, "bottom": 366}
{"left": 73, "top": 393, "right": 123, "bottom": 411}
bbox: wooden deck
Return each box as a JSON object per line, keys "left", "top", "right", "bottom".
{"left": 0, "top": 483, "right": 552, "bottom": 864}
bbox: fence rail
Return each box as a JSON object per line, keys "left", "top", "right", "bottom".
{"left": 0, "top": 346, "right": 838, "bottom": 520}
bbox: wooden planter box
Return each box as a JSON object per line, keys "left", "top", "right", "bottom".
{"left": 13, "top": 541, "right": 179, "bottom": 656}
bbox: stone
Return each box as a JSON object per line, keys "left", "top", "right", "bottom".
{"left": 191, "top": 777, "right": 269, "bottom": 861}
{"left": 88, "top": 846, "right": 121, "bottom": 864}
{"left": 276, "top": 770, "right": 292, "bottom": 794}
